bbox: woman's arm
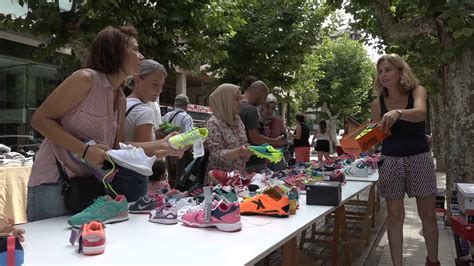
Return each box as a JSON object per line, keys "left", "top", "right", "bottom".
{"left": 397, "top": 86, "right": 427, "bottom": 122}
{"left": 207, "top": 119, "right": 248, "bottom": 161}
{"left": 31, "top": 70, "right": 109, "bottom": 166}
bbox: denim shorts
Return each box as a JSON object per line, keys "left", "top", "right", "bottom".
{"left": 108, "top": 167, "right": 148, "bottom": 202}
{"left": 27, "top": 183, "right": 71, "bottom": 222}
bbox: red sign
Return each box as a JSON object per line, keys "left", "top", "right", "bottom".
{"left": 187, "top": 104, "right": 212, "bottom": 114}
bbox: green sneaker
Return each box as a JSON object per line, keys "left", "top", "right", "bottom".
{"left": 248, "top": 144, "right": 283, "bottom": 163}
{"left": 159, "top": 122, "right": 181, "bottom": 135}
{"left": 67, "top": 195, "right": 129, "bottom": 227}
{"left": 169, "top": 128, "right": 208, "bottom": 149}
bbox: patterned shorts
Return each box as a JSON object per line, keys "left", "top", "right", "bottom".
{"left": 378, "top": 152, "right": 437, "bottom": 200}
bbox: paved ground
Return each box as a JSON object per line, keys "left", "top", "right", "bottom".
{"left": 370, "top": 173, "right": 457, "bottom": 265}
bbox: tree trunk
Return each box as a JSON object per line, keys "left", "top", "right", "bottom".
{"left": 446, "top": 46, "right": 474, "bottom": 183}
{"left": 430, "top": 93, "right": 447, "bottom": 172}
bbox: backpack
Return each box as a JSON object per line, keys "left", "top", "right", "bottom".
{"left": 175, "top": 149, "right": 209, "bottom": 191}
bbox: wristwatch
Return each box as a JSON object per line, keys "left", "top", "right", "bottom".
{"left": 396, "top": 109, "right": 403, "bottom": 119}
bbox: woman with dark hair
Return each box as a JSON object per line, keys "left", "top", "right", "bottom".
{"left": 27, "top": 26, "right": 184, "bottom": 221}
{"left": 293, "top": 113, "right": 310, "bottom": 163}
{"left": 371, "top": 54, "right": 438, "bottom": 266}
{"left": 311, "top": 120, "right": 331, "bottom": 162}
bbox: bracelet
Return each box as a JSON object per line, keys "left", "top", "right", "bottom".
{"left": 81, "top": 145, "right": 90, "bottom": 159}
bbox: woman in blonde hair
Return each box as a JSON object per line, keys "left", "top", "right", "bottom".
{"left": 371, "top": 54, "right": 439, "bottom": 266}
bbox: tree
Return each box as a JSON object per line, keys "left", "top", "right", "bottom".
{"left": 292, "top": 35, "right": 375, "bottom": 132}
{"left": 0, "top": 0, "right": 243, "bottom": 72}
{"left": 212, "top": 0, "right": 329, "bottom": 90}
{"left": 330, "top": 0, "right": 474, "bottom": 217}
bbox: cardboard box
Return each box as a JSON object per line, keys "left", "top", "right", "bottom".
{"left": 340, "top": 122, "right": 390, "bottom": 154}
{"left": 305, "top": 181, "right": 341, "bottom": 206}
{"left": 457, "top": 183, "right": 474, "bottom": 212}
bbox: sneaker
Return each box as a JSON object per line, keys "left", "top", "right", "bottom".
{"left": 271, "top": 185, "right": 300, "bottom": 215}
{"left": 181, "top": 201, "right": 242, "bottom": 232}
{"left": 328, "top": 169, "right": 346, "bottom": 183}
{"left": 68, "top": 195, "right": 129, "bottom": 227}
{"left": 213, "top": 185, "right": 239, "bottom": 202}
{"left": 149, "top": 204, "right": 178, "bottom": 224}
{"left": 208, "top": 170, "right": 242, "bottom": 186}
{"left": 165, "top": 189, "right": 186, "bottom": 205}
{"left": 248, "top": 173, "right": 268, "bottom": 192}
{"left": 0, "top": 236, "right": 24, "bottom": 265}
{"left": 159, "top": 122, "right": 180, "bottom": 135}
{"left": 128, "top": 195, "right": 156, "bottom": 214}
{"left": 344, "top": 159, "right": 374, "bottom": 177}
{"left": 235, "top": 185, "right": 250, "bottom": 198}
{"left": 240, "top": 192, "right": 290, "bottom": 217}
{"left": 174, "top": 197, "right": 198, "bottom": 213}
{"left": 81, "top": 221, "right": 106, "bottom": 255}
{"left": 169, "top": 128, "right": 208, "bottom": 149}
{"left": 248, "top": 144, "right": 283, "bottom": 163}
{"left": 106, "top": 143, "right": 156, "bottom": 176}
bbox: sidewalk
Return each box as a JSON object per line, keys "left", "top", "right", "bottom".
{"left": 373, "top": 173, "right": 457, "bottom": 265}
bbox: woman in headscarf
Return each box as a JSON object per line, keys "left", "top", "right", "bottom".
{"left": 205, "top": 84, "right": 253, "bottom": 177}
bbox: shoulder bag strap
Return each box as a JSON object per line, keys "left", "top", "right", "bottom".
{"left": 125, "top": 102, "right": 143, "bottom": 117}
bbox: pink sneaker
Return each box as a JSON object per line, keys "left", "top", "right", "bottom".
{"left": 181, "top": 201, "right": 242, "bottom": 232}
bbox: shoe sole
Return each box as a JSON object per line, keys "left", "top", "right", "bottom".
{"left": 129, "top": 209, "right": 153, "bottom": 214}
{"left": 240, "top": 212, "right": 289, "bottom": 218}
{"left": 82, "top": 243, "right": 106, "bottom": 255}
{"left": 148, "top": 217, "right": 178, "bottom": 224}
{"left": 182, "top": 220, "right": 242, "bottom": 232}
{"left": 107, "top": 152, "right": 153, "bottom": 176}
{"left": 69, "top": 211, "right": 129, "bottom": 228}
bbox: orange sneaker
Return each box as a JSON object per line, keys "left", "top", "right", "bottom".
{"left": 81, "top": 221, "right": 106, "bottom": 255}
{"left": 240, "top": 191, "right": 290, "bottom": 217}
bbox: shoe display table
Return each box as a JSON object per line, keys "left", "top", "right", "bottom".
{"left": 19, "top": 181, "right": 370, "bottom": 265}
{"left": 0, "top": 165, "right": 31, "bottom": 224}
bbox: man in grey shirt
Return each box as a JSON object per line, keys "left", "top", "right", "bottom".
{"left": 239, "top": 76, "right": 287, "bottom": 173}
{"left": 162, "top": 94, "right": 194, "bottom": 187}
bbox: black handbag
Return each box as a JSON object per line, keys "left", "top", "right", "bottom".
{"left": 55, "top": 157, "right": 105, "bottom": 213}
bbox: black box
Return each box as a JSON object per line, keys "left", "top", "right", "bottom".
{"left": 305, "top": 181, "right": 341, "bottom": 206}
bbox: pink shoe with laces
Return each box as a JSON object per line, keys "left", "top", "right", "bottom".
{"left": 181, "top": 201, "right": 242, "bottom": 232}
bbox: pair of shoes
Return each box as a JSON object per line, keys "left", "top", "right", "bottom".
{"left": 149, "top": 203, "right": 178, "bottom": 225}
{"left": 270, "top": 184, "right": 300, "bottom": 215}
{"left": 70, "top": 221, "right": 106, "bottom": 255}
{"left": 344, "top": 158, "right": 374, "bottom": 177}
{"left": 67, "top": 195, "right": 129, "bottom": 227}
{"left": 248, "top": 144, "right": 283, "bottom": 163}
{"left": 240, "top": 190, "right": 290, "bottom": 217}
{"left": 0, "top": 235, "right": 24, "bottom": 265}
{"left": 168, "top": 128, "right": 208, "bottom": 149}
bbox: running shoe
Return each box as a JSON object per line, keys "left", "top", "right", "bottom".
{"left": 159, "top": 122, "right": 180, "bottom": 135}
{"left": 181, "top": 201, "right": 242, "bottom": 232}
{"left": 128, "top": 195, "right": 157, "bottom": 214}
{"left": 107, "top": 143, "right": 156, "bottom": 176}
{"left": 240, "top": 191, "right": 290, "bottom": 217}
{"left": 149, "top": 203, "right": 178, "bottom": 225}
{"left": 67, "top": 195, "right": 128, "bottom": 227}
{"left": 81, "top": 221, "right": 106, "bottom": 255}
{"left": 208, "top": 170, "right": 243, "bottom": 186}
{"left": 169, "top": 128, "right": 208, "bottom": 149}
{"left": 248, "top": 144, "right": 283, "bottom": 163}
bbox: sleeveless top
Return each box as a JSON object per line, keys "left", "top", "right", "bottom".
{"left": 294, "top": 122, "right": 310, "bottom": 147}
{"left": 29, "top": 69, "right": 122, "bottom": 187}
{"left": 379, "top": 90, "right": 429, "bottom": 157}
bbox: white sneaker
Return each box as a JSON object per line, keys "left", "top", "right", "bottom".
{"left": 106, "top": 143, "right": 156, "bottom": 176}
{"left": 248, "top": 173, "right": 268, "bottom": 192}
{"left": 344, "top": 159, "right": 374, "bottom": 177}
